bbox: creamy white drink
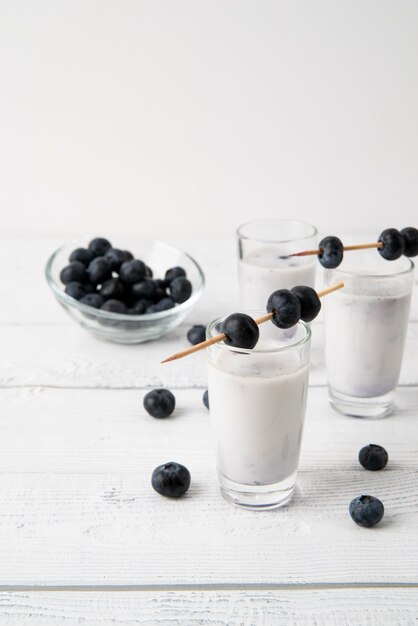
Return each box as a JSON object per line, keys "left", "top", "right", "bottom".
{"left": 238, "top": 245, "right": 316, "bottom": 310}
{"left": 207, "top": 318, "right": 311, "bottom": 509}
{"left": 237, "top": 220, "right": 318, "bottom": 311}
{"left": 324, "top": 253, "right": 414, "bottom": 418}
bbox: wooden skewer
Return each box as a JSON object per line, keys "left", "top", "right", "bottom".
{"left": 161, "top": 281, "right": 344, "bottom": 364}
{"left": 290, "top": 241, "right": 383, "bottom": 257}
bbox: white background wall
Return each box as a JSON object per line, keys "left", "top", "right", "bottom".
{"left": 1, "top": 0, "right": 417, "bottom": 240}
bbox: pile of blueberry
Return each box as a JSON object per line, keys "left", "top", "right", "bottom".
{"left": 221, "top": 285, "right": 320, "bottom": 350}
{"left": 59, "top": 237, "right": 192, "bottom": 315}
{"left": 318, "top": 226, "right": 418, "bottom": 269}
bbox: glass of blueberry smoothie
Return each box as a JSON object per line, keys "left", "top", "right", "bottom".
{"left": 324, "top": 252, "right": 414, "bottom": 418}
{"left": 237, "top": 219, "right": 318, "bottom": 310}
{"left": 207, "top": 315, "right": 311, "bottom": 510}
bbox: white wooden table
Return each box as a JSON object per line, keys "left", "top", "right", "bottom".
{"left": 1, "top": 236, "right": 418, "bottom": 624}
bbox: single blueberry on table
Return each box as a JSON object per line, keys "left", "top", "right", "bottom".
{"left": 165, "top": 266, "right": 186, "bottom": 284}
{"left": 143, "top": 388, "right": 176, "bottom": 418}
{"left": 266, "top": 289, "right": 301, "bottom": 329}
{"left": 358, "top": 444, "right": 388, "bottom": 471}
{"left": 119, "top": 259, "right": 147, "bottom": 283}
{"left": 291, "top": 285, "right": 321, "bottom": 323}
{"left": 151, "top": 462, "right": 191, "bottom": 498}
{"left": 101, "top": 299, "right": 127, "bottom": 314}
{"left": 169, "top": 277, "right": 192, "bottom": 304}
{"left": 65, "top": 281, "right": 88, "bottom": 300}
{"left": 378, "top": 228, "right": 405, "bottom": 261}
{"left": 202, "top": 389, "right": 209, "bottom": 410}
{"left": 88, "top": 237, "right": 112, "bottom": 257}
{"left": 104, "top": 248, "right": 128, "bottom": 272}
{"left": 87, "top": 257, "right": 112, "bottom": 286}
{"left": 80, "top": 293, "right": 104, "bottom": 309}
{"left": 60, "top": 262, "right": 88, "bottom": 285}
{"left": 187, "top": 325, "right": 206, "bottom": 345}
{"left": 401, "top": 227, "right": 418, "bottom": 257}
{"left": 69, "top": 247, "right": 93, "bottom": 267}
{"left": 222, "top": 313, "right": 259, "bottom": 349}
{"left": 349, "top": 495, "right": 384, "bottom": 528}
{"left": 318, "top": 236, "right": 344, "bottom": 269}
{"left": 99, "top": 277, "right": 126, "bottom": 300}
{"left": 131, "top": 279, "right": 158, "bottom": 300}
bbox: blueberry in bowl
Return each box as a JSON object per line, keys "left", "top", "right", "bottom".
{"left": 46, "top": 237, "right": 205, "bottom": 344}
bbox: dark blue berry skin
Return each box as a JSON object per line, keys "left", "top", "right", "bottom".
{"left": 153, "top": 287, "right": 167, "bottom": 303}
{"left": 187, "top": 325, "right": 206, "bottom": 345}
{"left": 349, "top": 495, "right": 384, "bottom": 528}
{"left": 65, "top": 281, "right": 88, "bottom": 300}
{"left": 128, "top": 299, "right": 151, "bottom": 315}
{"left": 203, "top": 389, "right": 209, "bottom": 410}
{"left": 358, "top": 444, "right": 388, "bottom": 471}
{"left": 60, "top": 262, "right": 88, "bottom": 285}
{"left": 378, "top": 228, "right": 405, "bottom": 260}
{"left": 88, "top": 237, "right": 112, "bottom": 257}
{"left": 154, "top": 297, "right": 175, "bottom": 311}
{"left": 80, "top": 293, "right": 104, "bottom": 308}
{"left": 69, "top": 247, "right": 93, "bottom": 267}
{"left": 291, "top": 286, "right": 321, "bottom": 323}
{"left": 144, "top": 388, "right": 175, "bottom": 418}
{"left": 131, "top": 279, "right": 158, "bottom": 300}
{"left": 267, "top": 289, "right": 301, "bottom": 329}
{"left": 222, "top": 313, "right": 259, "bottom": 349}
{"left": 104, "top": 248, "right": 127, "bottom": 272}
{"left": 119, "top": 259, "right": 147, "bottom": 283}
{"left": 145, "top": 265, "right": 153, "bottom": 278}
{"left": 87, "top": 257, "right": 112, "bottom": 286}
{"left": 151, "top": 462, "right": 191, "bottom": 498}
{"left": 99, "top": 278, "right": 126, "bottom": 300}
{"left": 169, "top": 277, "right": 192, "bottom": 304}
{"left": 318, "top": 236, "right": 344, "bottom": 269}
{"left": 155, "top": 278, "right": 169, "bottom": 290}
{"left": 123, "top": 250, "right": 134, "bottom": 262}
{"left": 165, "top": 266, "right": 186, "bottom": 283}
{"left": 401, "top": 227, "right": 418, "bottom": 257}
{"left": 101, "top": 299, "right": 127, "bottom": 314}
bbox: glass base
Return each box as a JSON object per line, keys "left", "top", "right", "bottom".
{"left": 218, "top": 471, "right": 297, "bottom": 510}
{"left": 328, "top": 385, "right": 395, "bottom": 419}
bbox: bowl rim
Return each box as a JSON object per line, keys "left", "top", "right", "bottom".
{"left": 45, "top": 237, "right": 205, "bottom": 322}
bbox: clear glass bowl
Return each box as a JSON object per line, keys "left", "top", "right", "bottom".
{"left": 45, "top": 237, "right": 205, "bottom": 344}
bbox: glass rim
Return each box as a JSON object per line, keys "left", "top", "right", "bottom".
{"left": 325, "top": 256, "right": 415, "bottom": 280}
{"left": 206, "top": 312, "right": 311, "bottom": 355}
{"left": 236, "top": 219, "right": 318, "bottom": 245}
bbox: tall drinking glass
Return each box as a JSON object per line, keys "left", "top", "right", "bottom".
{"left": 207, "top": 315, "right": 311, "bottom": 510}
{"left": 237, "top": 219, "right": 318, "bottom": 310}
{"left": 324, "top": 252, "right": 414, "bottom": 418}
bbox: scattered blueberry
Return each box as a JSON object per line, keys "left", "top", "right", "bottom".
{"left": 358, "top": 444, "right": 388, "bottom": 471}
{"left": 143, "top": 388, "right": 175, "bottom": 418}
{"left": 88, "top": 237, "right": 112, "bottom": 257}
{"left": 131, "top": 279, "right": 158, "bottom": 300}
{"left": 187, "top": 325, "right": 206, "bottom": 345}
{"left": 65, "top": 281, "right": 88, "bottom": 300}
{"left": 267, "top": 289, "right": 301, "bottom": 329}
{"left": 60, "top": 262, "right": 88, "bottom": 285}
{"left": 69, "top": 247, "right": 93, "bottom": 267}
{"left": 99, "top": 277, "right": 126, "bottom": 300}
{"left": 202, "top": 389, "right": 209, "bottom": 410}
{"left": 349, "top": 495, "right": 384, "bottom": 528}
{"left": 101, "top": 299, "right": 127, "bottom": 314}
{"left": 87, "top": 257, "right": 112, "bottom": 285}
{"left": 151, "top": 462, "right": 191, "bottom": 498}
{"left": 318, "top": 236, "right": 344, "bottom": 269}
{"left": 222, "top": 313, "right": 259, "bottom": 349}
{"left": 291, "top": 285, "right": 321, "bottom": 323}
{"left": 105, "top": 248, "right": 128, "bottom": 272}
{"left": 165, "top": 266, "right": 186, "bottom": 283}
{"left": 401, "top": 227, "right": 418, "bottom": 257}
{"left": 119, "top": 259, "right": 147, "bottom": 283}
{"left": 80, "top": 293, "right": 104, "bottom": 308}
{"left": 169, "top": 277, "right": 192, "bottom": 304}
{"left": 378, "top": 228, "right": 405, "bottom": 260}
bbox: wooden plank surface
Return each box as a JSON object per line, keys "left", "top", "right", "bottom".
{"left": 0, "top": 589, "right": 417, "bottom": 625}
